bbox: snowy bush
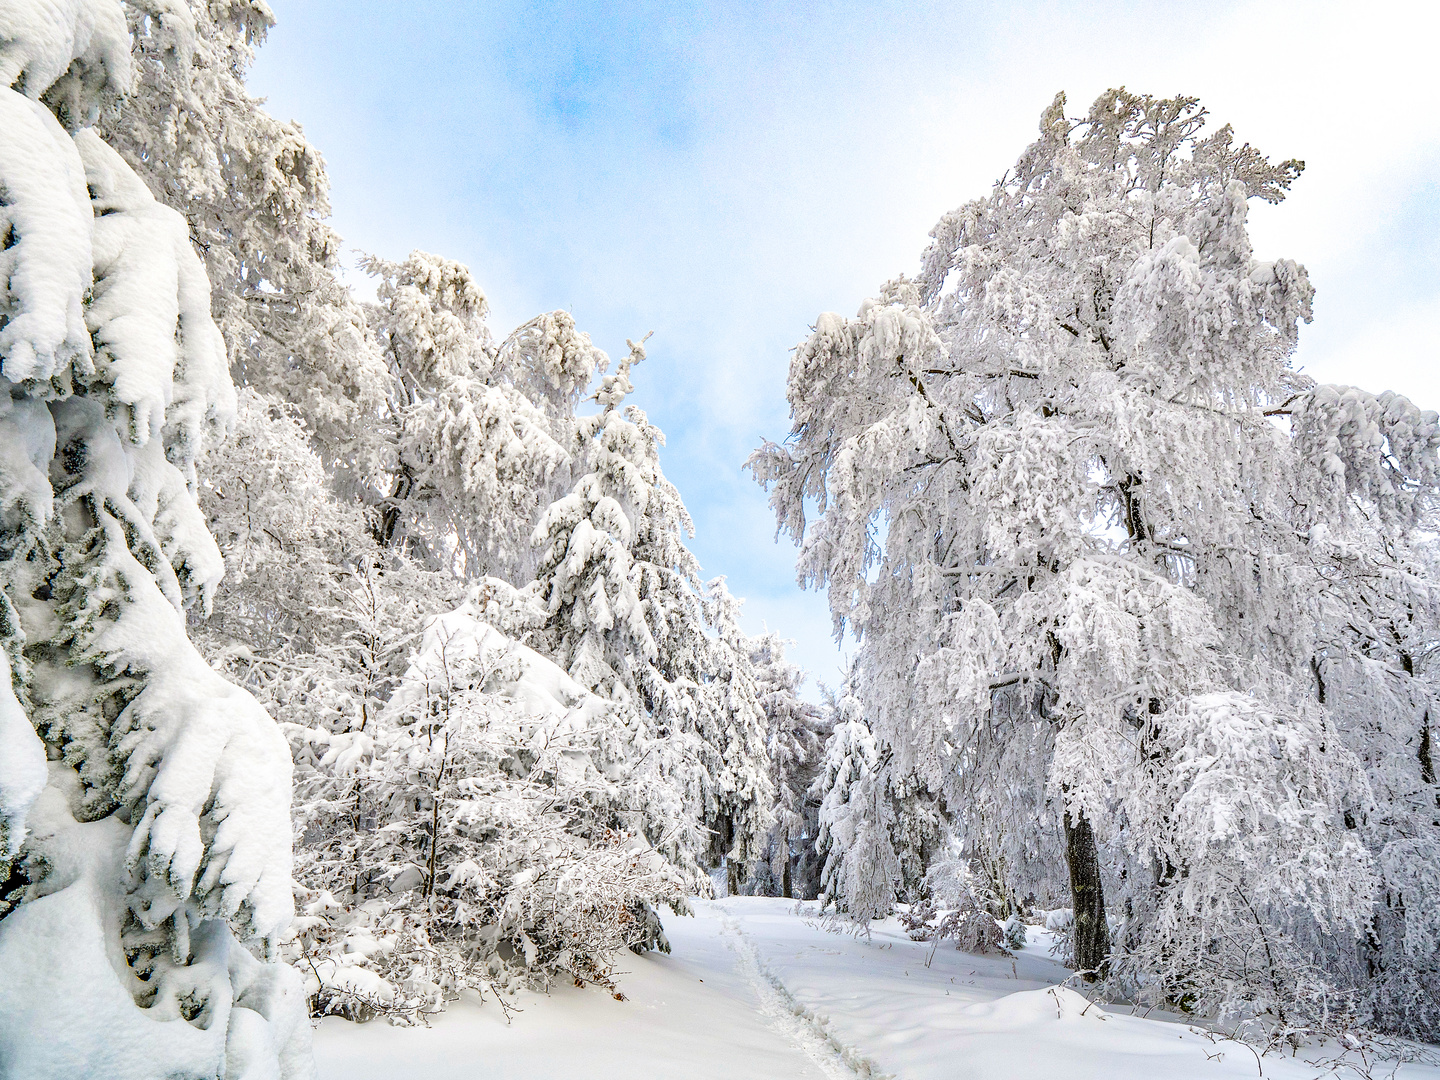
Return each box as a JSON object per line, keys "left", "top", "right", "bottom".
{"left": 287, "top": 600, "right": 688, "bottom": 1021}
{"left": 897, "top": 861, "right": 1006, "bottom": 955}
{"left": 1002, "top": 915, "right": 1028, "bottom": 951}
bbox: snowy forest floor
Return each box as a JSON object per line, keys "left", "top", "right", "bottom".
{"left": 312, "top": 898, "right": 1440, "bottom": 1080}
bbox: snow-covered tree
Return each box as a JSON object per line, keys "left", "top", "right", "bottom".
{"left": 11, "top": 0, "right": 782, "bottom": 1036}
{"left": 0, "top": 6, "right": 310, "bottom": 1074}
{"left": 754, "top": 89, "right": 1434, "bottom": 1029}
{"left": 746, "top": 632, "right": 826, "bottom": 898}
{"left": 701, "top": 579, "right": 775, "bottom": 892}
{"left": 97, "top": 0, "right": 391, "bottom": 488}
{"left": 532, "top": 339, "right": 772, "bottom": 885}
{"left": 365, "top": 250, "right": 604, "bottom": 580}
{"left": 193, "top": 390, "right": 445, "bottom": 738}
{"left": 811, "top": 693, "right": 898, "bottom": 923}
{"left": 1287, "top": 408, "right": 1440, "bottom": 1038}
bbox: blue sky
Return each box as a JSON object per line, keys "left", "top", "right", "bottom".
{"left": 249, "top": 0, "right": 1438, "bottom": 693}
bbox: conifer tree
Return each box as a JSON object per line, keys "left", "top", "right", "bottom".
{"left": 701, "top": 580, "right": 774, "bottom": 892}
{"left": 0, "top": 6, "right": 310, "bottom": 1073}
{"left": 533, "top": 340, "right": 772, "bottom": 885}
{"left": 811, "top": 693, "right": 897, "bottom": 922}
{"left": 98, "top": 0, "right": 391, "bottom": 488}
{"left": 748, "top": 632, "right": 826, "bottom": 898}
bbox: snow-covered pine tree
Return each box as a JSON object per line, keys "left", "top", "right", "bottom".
{"left": 746, "top": 631, "right": 826, "bottom": 898}
{"left": 0, "top": 5, "right": 311, "bottom": 1074}
{"left": 532, "top": 339, "right": 772, "bottom": 887}
{"left": 532, "top": 338, "right": 665, "bottom": 697}
{"left": 701, "top": 579, "right": 774, "bottom": 893}
{"left": 810, "top": 692, "right": 898, "bottom": 923}
{"left": 754, "top": 89, "right": 1431, "bottom": 1028}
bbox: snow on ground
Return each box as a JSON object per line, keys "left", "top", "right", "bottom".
{"left": 313, "top": 898, "right": 1440, "bottom": 1080}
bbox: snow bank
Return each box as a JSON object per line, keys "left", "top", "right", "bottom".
{"left": 0, "top": 768, "right": 315, "bottom": 1080}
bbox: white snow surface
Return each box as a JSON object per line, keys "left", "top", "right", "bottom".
{"left": 0, "top": 767, "right": 315, "bottom": 1080}
{"left": 0, "top": 86, "right": 93, "bottom": 385}
{"left": 312, "top": 897, "right": 1440, "bottom": 1080}
{"left": 0, "top": 651, "right": 47, "bottom": 860}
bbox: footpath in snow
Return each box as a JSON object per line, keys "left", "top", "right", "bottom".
{"left": 312, "top": 898, "right": 1440, "bottom": 1080}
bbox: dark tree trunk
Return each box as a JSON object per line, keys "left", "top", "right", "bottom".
{"left": 782, "top": 848, "right": 793, "bottom": 899}
{"left": 374, "top": 464, "right": 416, "bottom": 549}
{"left": 1421, "top": 712, "right": 1435, "bottom": 786}
{"left": 1064, "top": 805, "right": 1109, "bottom": 978}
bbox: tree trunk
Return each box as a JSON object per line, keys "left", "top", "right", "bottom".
{"left": 374, "top": 463, "right": 416, "bottom": 548}
{"left": 782, "top": 848, "right": 793, "bottom": 899}
{"left": 1064, "top": 805, "right": 1109, "bottom": 978}
{"left": 726, "top": 858, "right": 742, "bottom": 897}
{"left": 1420, "top": 711, "right": 1435, "bottom": 786}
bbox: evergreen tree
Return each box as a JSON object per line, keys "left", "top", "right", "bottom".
{"left": 701, "top": 579, "right": 774, "bottom": 893}
{"left": 811, "top": 692, "right": 897, "bottom": 922}
{"left": 98, "top": 0, "right": 391, "bottom": 489}
{"left": 747, "top": 632, "right": 826, "bottom": 898}
{"left": 533, "top": 340, "right": 772, "bottom": 885}
{"left": 0, "top": 7, "right": 310, "bottom": 1074}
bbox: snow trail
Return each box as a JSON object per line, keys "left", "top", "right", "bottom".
{"left": 715, "top": 906, "right": 892, "bottom": 1080}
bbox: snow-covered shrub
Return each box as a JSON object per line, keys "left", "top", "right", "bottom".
{"left": 1044, "top": 909, "right": 1074, "bottom": 933}
{"left": 941, "top": 897, "right": 1004, "bottom": 956}
{"left": 897, "top": 867, "right": 1005, "bottom": 955}
{"left": 1002, "top": 915, "right": 1028, "bottom": 951}
{"left": 898, "top": 897, "right": 939, "bottom": 940}
{"left": 288, "top": 601, "right": 688, "bottom": 1021}
{"left": 922, "top": 856, "right": 1004, "bottom": 955}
